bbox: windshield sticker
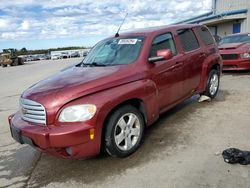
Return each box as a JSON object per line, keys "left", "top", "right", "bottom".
{"left": 118, "top": 39, "right": 138, "bottom": 45}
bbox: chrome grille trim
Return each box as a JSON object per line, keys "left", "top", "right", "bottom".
{"left": 20, "top": 98, "right": 47, "bottom": 125}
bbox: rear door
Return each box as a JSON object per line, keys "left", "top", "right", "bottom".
{"left": 196, "top": 26, "right": 217, "bottom": 62}
{"left": 149, "top": 32, "right": 184, "bottom": 111}
{"left": 177, "top": 28, "right": 205, "bottom": 96}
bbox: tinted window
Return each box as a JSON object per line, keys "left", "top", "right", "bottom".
{"left": 197, "top": 27, "right": 214, "bottom": 45}
{"left": 177, "top": 29, "right": 200, "bottom": 52}
{"left": 150, "top": 33, "right": 177, "bottom": 57}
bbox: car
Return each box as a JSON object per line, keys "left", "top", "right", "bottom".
{"left": 51, "top": 54, "right": 62, "bottom": 60}
{"left": 8, "top": 24, "right": 222, "bottom": 159}
{"left": 219, "top": 33, "right": 250, "bottom": 70}
{"left": 70, "top": 52, "right": 80, "bottom": 58}
{"left": 25, "top": 57, "right": 33, "bottom": 62}
{"left": 37, "top": 55, "right": 46, "bottom": 61}
{"left": 83, "top": 51, "right": 89, "bottom": 57}
{"left": 61, "top": 52, "right": 70, "bottom": 59}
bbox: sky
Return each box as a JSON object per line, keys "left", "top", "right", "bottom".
{"left": 0, "top": 0, "right": 212, "bottom": 50}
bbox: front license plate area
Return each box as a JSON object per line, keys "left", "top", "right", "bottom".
{"left": 10, "top": 126, "right": 34, "bottom": 146}
{"left": 10, "top": 126, "right": 22, "bottom": 144}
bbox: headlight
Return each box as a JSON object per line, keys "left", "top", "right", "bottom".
{"left": 59, "top": 104, "right": 96, "bottom": 122}
{"left": 240, "top": 53, "right": 250, "bottom": 59}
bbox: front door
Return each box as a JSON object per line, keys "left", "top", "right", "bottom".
{"left": 149, "top": 32, "right": 184, "bottom": 111}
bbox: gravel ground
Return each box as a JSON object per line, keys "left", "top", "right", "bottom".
{"left": 0, "top": 59, "right": 250, "bottom": 188}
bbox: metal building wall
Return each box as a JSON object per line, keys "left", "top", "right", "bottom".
{"left": 215, "top": 0, "right": 250, "bottom": 34}
{"left": 216, "top": 0, "right": 250, "bottom": 13}
{"left": 241, "top": 10, "right": 250, "bottom": 33}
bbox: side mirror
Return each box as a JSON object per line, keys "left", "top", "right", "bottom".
{"left": 148, "top": 49, "right": 173, "bottom": 63}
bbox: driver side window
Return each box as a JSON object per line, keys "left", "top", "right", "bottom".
{"left": 150, "top": 33, "right": 177, "bottom": 57}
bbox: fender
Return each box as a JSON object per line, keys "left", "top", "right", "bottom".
{"left": 87, "top": 79, "right": 160, "bottom": 128}
{"left": 197, "top": 53, "right": 222, "bottom": 93}
{"left": 61, "top": 79, "right": 159, "bottom": 154}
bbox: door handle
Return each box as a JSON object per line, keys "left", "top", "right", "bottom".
{"left": 170, "top": 62, "right": 183, "bottom": 71}
{"left": 199, "top": 53, "right": 206, "bottom": 58}
{"left": 175, "top": 61, "right": 184, "bottom": 68}
{"left": 175, "top": 61, "right": 183, "bottom": 65}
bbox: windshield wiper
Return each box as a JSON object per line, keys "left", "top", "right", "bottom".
{"left": 82, "top": 62, "right": 107, "bottom": 67}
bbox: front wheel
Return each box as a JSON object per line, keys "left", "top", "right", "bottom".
{"left": 104, "top": 105, "right": 145, "bottom": 158}
{"left": 203, "top": 69, "right": 220, "bottom": 98}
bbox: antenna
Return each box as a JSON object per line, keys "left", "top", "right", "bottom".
{"left": 115, "top": 12, "right": 128, "bottom": 37}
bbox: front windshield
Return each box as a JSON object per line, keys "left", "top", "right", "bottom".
{"left": 219, "top": 34, "right": 250, "bottom": 45}
{"left": 82, "top": 36, "right": 144, "bottom": 66}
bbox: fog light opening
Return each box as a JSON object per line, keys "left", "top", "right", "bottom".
{"left": 65, "top": 147, "right": 73, "bottom": 156}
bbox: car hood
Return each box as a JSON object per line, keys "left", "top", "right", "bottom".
{"left": 22, "top": 64, "right": 146, "bottom": 118}
{"left": 219, "top": 43, "right": 249, "bottom": 50}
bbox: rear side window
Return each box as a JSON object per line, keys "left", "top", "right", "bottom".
{"left": 197, "top": 27, "right": 214, "bottom": 45}
{"left": 150, "top": 33, "right": 177, "bottom": 57}
{"left": 177, "top": 29, "right": 200, "bottom": 52}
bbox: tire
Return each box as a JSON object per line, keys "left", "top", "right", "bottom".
{"left": 203, "top": 69, "right": 220, "bottom": 98}
{"left": 2, "top": 64, "right": 7, "bottom": 68}
{"left": 104, "top": 105, "right": 145, "bottom": 158}
{"left": 13, "top": 59, "right": 18, "bottom": 66}
{"left": 18, "top": 58, "right": 24, "bottom": 65}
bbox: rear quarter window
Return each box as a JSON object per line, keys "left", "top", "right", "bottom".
{"left": 197, "top": 27, "right": 215, "bottom": 45}
{"left": 177, "top": 29, "right": 200, "bottom": 52}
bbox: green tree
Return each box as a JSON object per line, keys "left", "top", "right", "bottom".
{"left": 20, "top": 47, "right": 28, "bottom": 54}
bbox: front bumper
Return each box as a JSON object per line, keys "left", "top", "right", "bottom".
{"left": 9, "top": 112, "right": 100, "bottom": 159}
{"left": 223, "top": 59, "right": 250, "bottom": 71}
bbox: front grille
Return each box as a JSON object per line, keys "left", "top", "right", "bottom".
{"left": 20, "top": 98, "right": 47, "bottom": 125}
{"left": 221, "top": 54, "right": 238, "bottom": 60}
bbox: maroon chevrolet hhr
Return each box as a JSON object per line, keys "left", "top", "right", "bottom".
{"left": 9, "top": 24, "right": 222, "bottom": 159}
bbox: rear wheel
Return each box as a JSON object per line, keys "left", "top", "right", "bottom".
{"left": 104, "top": 105, "right": 145, "bottom": 157}
{"left": 2, "top": 64, "right": 7, "bottom": 68}
{"left": 18, "top": 58, "right": 24, "bottom": 65}
{"left": 13, "top": 59, "right": 18, "bottom": 66}
{"left": 203, "top": 69, "right": 220, "bottom": 98}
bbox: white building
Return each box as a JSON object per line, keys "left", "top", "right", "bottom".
{"left": 177, "top": 0, "right": 250, "bottom": 37}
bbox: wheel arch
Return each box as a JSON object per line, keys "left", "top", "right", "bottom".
{"left": 211, "top": 63, "right": 221, "bottom": 75}
{"left": 103, "top": 98, "right": 147, "bottom": 129}
{"left": 197, "top": 55, "right": 222, "bottom": 93}
{"left": 101, "top": 98, "right": 147, "bottom": 152}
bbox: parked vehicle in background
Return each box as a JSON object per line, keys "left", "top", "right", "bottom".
{"left": 24, "top": 56, "right": 36, "bottom": 62}
{"left": 83, "top": 51, "right": 89, "bottom": 57}
{"left": 219, "top": 33, "right": 250, "bottom": 70}
{"left": 0, "top": 49, "right": 24, "bottom": 67}
{"left": 37, "top": 56, "right": 46, "bottom": 61}
{"left": 51, "top": 54, "right": 62, "bottom": 60}
{"left": 9, "top": 24, "right": 222, "bottom": 159}
{"left": 61, "top": 52, "right": 70, "bottom": 59}
{"left": 24, "top": 56, "right": 33, "bottom": 62}
{"left": 70, "top": 52, "right": 80, "bottom": 58}
{"left": 36, "top": 55, "right": 50, "bottom": 61}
